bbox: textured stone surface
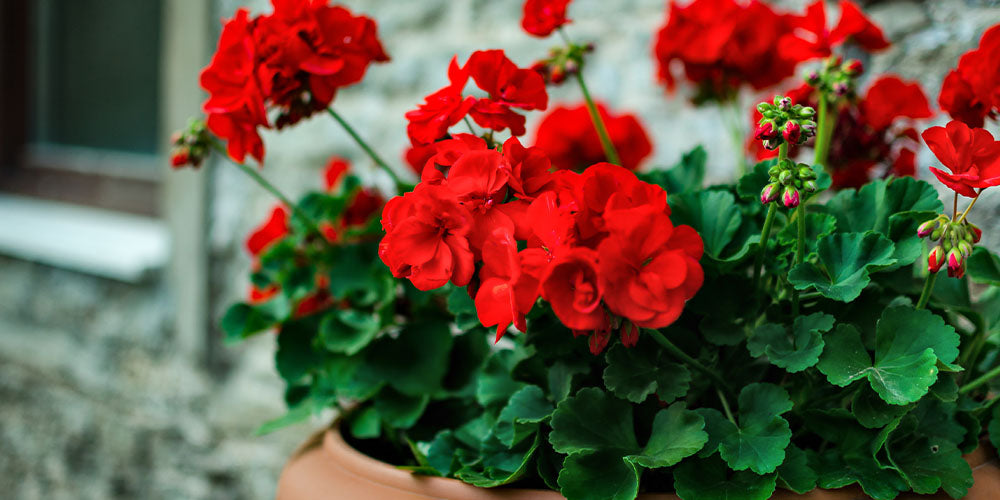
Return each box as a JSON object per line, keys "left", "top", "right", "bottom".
{"left": 4, "top": 1, "right": 1000, "bottom": 499}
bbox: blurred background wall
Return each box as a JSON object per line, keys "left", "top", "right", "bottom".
{"left": 1, "top": 0, "right": 999, "bottom": 498}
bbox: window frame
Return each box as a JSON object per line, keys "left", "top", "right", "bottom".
{"left": 0, "top": 0, "right": 162, "bottom": 216}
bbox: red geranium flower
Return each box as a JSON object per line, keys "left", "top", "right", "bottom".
{"left": 521, "top": 0, "right": 572, "bottom": 38}
{"left": 541, "top": 248, "right": 605, "bottom": 330}
{"left": 379, "top": 184, "right": 476, "bottom": 290}
{"left": 598, "top": 205, "right": 704, "bottom": 328}
{"left": 779, "top": 0, "right": 889, "bottom": 62}
{"left": 939, "top": 25, "right": 1000, "bottom": 128}
{"left": 532, "top": 102, "right": 652, "bottom": 171}
{"left": 246, "top": 205, "right": 290, "bottom": 256}
{"left": 654, "top": 0, "right": 802, "bottom": 101}
{"left": 475, "top": 228, "right": 546, "bottom": 341}
{"left": 922, "top": 120, "right": 1000, "bottom": 198}
{"left": 405, "top": 58, "right": 477, "bottom": 145}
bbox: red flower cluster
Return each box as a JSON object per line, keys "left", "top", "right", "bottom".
{"left": 749, "top": 76, "right": 933, "bottom": 189}
{"left": 200, "top": 1, "right": 389, "bottom": 163}
{"left": 379, "top": 136, "right": 703, "bottom": 353}
{"left": 532, "top": 102, "right": 653, "bottom": 171}
{"left": 405, "top": 50, "right": 548, "bottom": 145}
{"left": 922, "top": 120, "right": 1000, "bottom": 198}
{"left": 939, "top": 24, "right": 1000, "bottom": 128}
{"left": 246, "top": 157, "right": 384, "bottom": 313}
{"left": 521, "top": 0, "right": 572, "bottom": 37}
{"left": 779, "top": 0, "right": 889, "bottom": 62}
{"left": 653, "top": 0, "right": 888, "bottom": 102}
{"left": 653, "top": 0, "right": 801, "bottom": 100}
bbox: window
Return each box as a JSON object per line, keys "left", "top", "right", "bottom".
{"left": 1, "top": 0, "right": 164, "bottom": 216}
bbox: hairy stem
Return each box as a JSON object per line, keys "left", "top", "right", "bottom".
{"left": 959, "top": 363, "right": 1000, "bottom": 395}
{"left": 645, "top": 328, "right": 733, "bottom": 395}
{"left": 915, "top": 272, "right": 938, "bottom": 310}
{"left": 559, "top": 28, "right": 620, "bottom": 166}
{"left": 812, "top": 96, "right": 835, "bottom": 170}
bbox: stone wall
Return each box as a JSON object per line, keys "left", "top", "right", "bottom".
{"left": 3, "top": 1, "right": 1000, "bottom": 499}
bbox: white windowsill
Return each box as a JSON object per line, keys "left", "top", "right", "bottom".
{"left": 0, "top": 194, "right": 169, "bottom": 283}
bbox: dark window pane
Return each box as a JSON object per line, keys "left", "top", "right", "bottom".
{"left": 32, "top": 0, "right": 162, "bottom": 155}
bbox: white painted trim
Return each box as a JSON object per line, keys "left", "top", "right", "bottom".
{"left": 0, "top": 194, "right": 168, "bottom": 282}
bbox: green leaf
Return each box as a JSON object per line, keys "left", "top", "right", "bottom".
{"left": 746, "top": 313, "right": 833, "bottom": 372}
{"left": 717, "top": 383, "right": 793, "bottom": 474}
{"left": 737, "top": 159, "right": 777, "bottom": 201}
{"left": 549, "top": 388, "right": 638, "bottom": 455}
{"left": 455, "top": 434, "right": 540, "bottom": 488}
{"left": 427, "top": 430, "right": 460, "bottom": 476}
{"left": 360, "top": 317, "right": 453, "bottom": 397}
{"left": 318, "top": 309, "right": 381, "bottom": 355}
{"left": 275, "top": 318, "right": 323, "bottom": 384}
{"left": 495, "top": 385, "right": 554, "bottom": 447}
{"left": 446, "top": 285, "right": 481, "bottom": 331}
{"left": 694, "top": 408, "right": 729, "bottom": 458}
{"left": 813, "top": 450, "right": 907, "bottom": 500}
{"left": 254, "top": 400, "right": 313, "bottom": 436}
{"left": 788, "top": 232, "right": 897, "bottom": 302}
{"left": 548, "top": 360, "right": 589, "bottom": 403}
{"left": 476, "top": 349, "right": 527, "bottom": 406}
{"left": 776, "top": 212, "right": 837, "bottom": 260}
{"left": 776, "top": 445, "right": 816, "bottom": 494}
{"left": 673, "top": 455, "right": 777, "bottom": 500}
{"left": 348, "top": 406, "right": 381, "bottom": 439}
{"left": 967, "top": 247, "right": 1000, "bottom": 286}
{"left": 221, "top": 303, "right": 277, "bottom": 342}
{"left": 626, "top": 403, "right": 708, "bottom": 468}
{"left": 888, "top": 438, "right": 973, "bottom": 497}
{"left": 852, "top": 386, "right": 912, "bottom": 429}
{"left": 374, "top": 388, "right": 429, "bottom": 429}
{"left": 558, "top": 451, "right": 639, "bottom": 500}
{"left": 638, "top": 146, "right": 706, "bottom": 194}
{"left": 670, "top": 190, "right": 755, "bottom": 262}
{"left": 603, "top": 344, "right": 691, "bottom": 403}
{"left": 817, "top": 307, "right": 959, "bottom": 405}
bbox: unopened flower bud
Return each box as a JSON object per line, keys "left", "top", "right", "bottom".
{"left": 930, "top": 227, "right": 944, "bottom": 241}
{"left": 761, "top": 182, "right": 781, "bottom": 204}
{"left": 584, "top": 42, "right": 595, "bottom": 53}
{"left": 969, "top": 223, "right": 982, "bottom": 243}
{"left": 757, "top": 103, "right": 771, "bottom": 114}
{"left": 779, "top": 170, "right": 794, "bottom": 185}
{"left": 755, "top": 121, "right": 777, "bottom": 141}
{"left": 803, "top": 180, "right": 818, "bottom": 193}
{"left": 764, "top": 139, "right": 779, "bottom": 150}
{"left": 171, "top": 149, "right": 190, "bottom": 168}
{"left": 826, "top": 55, "right": 843, "bottom": 68}
{"left": 621, "top": 322, "right": 639, "bottom": 348}
{"left": 799, "top": 106, "right": 816, "bottom": 118}
{"left": 782, "top": 187, "right": 800, "bottom": 208}
{"left": 917, "top": 219, "right": 938, "bottom": 239}
{"left": 843, "top": 59, "right": 863, "bottom": 76}
{"left": 833, "top": 82, "right": 849, "bottom": 97}
{"left": 798, "top": 166, "right": 815, "bottom": 179}
{"left": 768, "top": 165, "right": 782, "bottom": 178}
{"left": 778, "top": 97, "right": 792, "bottom": 111}
{"left": 928, "top": 246, "right": 945, "bottom": 273}
{"left": 563, "top": 60, "right": 580, "bottom": 75}
{"left": 806, "top": 70, "right": 821, "bottom": 85}
{"left": 947, "top": 248, "right": 966, "bottom": 278}
{"left": 958, "top": 240, "right": 973, "bottom": 258}
{"left": 550, "top": 66, "right": 566, "bottom": 84}
{"left": 783, "top": 121, "right": 802, "bottom": 144}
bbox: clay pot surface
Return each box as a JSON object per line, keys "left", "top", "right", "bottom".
{"left": 276, "top": 426, "right": 1000, "bottom": 500}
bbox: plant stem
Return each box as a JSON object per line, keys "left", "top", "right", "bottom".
{"left": 326, "top": 108, "right": 404, "bottom": 188}
{"left": 958, "top": 191, "right": 982, "bottom": 223}
{"left": 210, "top": 142, "right": 321, "bottom": 232}
{"left": 463, "top": 116, "right": 478, "bottom": 135}
{"left": 716, "top": 387, "right": 737, "bottom": 424}
{"left": 751, "top": 142, "right": 788, "bottom": 296}
{"left": 959, "top": 363, "right": 1000, "bottom": 394}
{"left": 915, "top": 272, "right": 938, "bottom": 310}
{"left": 573, "top": 71, "right": 621, "bottom": 166}
{"left": 645, "top": 328, "right": 733, "bottom": 394}
{"left": 953, "top": 192, "right": 959, "bottom": 221}
{"left": 723, "top": 101, "right": 748, "bottom": 176}
{"left": 558, "top": 29, "right": 620, "bottom": 166}
{"left": 791, "top": 200, "right": 807, "bottom": 317}
{"left": 813, "top": 96, "right": 834, "bottom": 169}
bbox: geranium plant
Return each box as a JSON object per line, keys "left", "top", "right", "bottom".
{"left": 172, "top": 1, "right": 1000, "bottom": 499}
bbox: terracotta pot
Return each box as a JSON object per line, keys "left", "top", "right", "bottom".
{"left": 276, "top": 425, "right": 1000, "bottom": 500}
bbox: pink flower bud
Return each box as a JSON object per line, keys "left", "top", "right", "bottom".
{"left": 969, "top": 223, "right": 982, "bottom": 243}
{"left": 783, "top": 122, "right": 802, "bottom": 144}
{"left": 843, "top": 59, "right": 863, "bottom": 76}
{"left": 928, "top": 246, "right": 945, "bottom": 273}
{"left": 806, "top": 70, "right": 820, "bottom": 85}
{"left": 917, "top": 219, "right": 938, "bottom": 239}
{"left": 620, "top": 322, "right": 639, "bottom": 348}
{"left": 946, "top": 248, "right": 965, "bottom": 278}
{"left": 170, "top": 149, "right": 190, "bottom": 168}
{"left": 782, "top": 187, "right": 800, "bottom": 208}
{"left": 833, "top": 82, "right": 849, "bottom": 97}
{"left": 761, "top": 182, "right": 780, "bottom": 204}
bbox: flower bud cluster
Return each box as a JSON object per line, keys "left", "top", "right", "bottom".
{"left": 531, "top": 42, "right": 594, "bottom": 85}
{"left": 919, "top": 215, "right": 982, "bottom": 278}
{"left": 754, "top": 96, "right": 818, "bottom": 150}
{"left": 804, "top": 55, "right": 864, "bottom": 101}
{"left": 169, "top": 119, "right": 212, "bottom": 169}
{"left": 760, "top": 159, "right": 818, "bottom": 208}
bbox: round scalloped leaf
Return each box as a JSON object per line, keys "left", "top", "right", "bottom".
{"left": 788, "top": 231, "right": 897, "bottom": 302}
{"left": 549, "top": 388, "right": 639, "bottom": 455}
{"left": 674, "top": 455, "right": 777, "bottom": 500}
{"left": 603, "top": 344, "right": 691, "bottom": 403}
{"left": 558, "top": 451, "right": 640, "bottom": 500}
{"left": 626, "top": 403, "right": 708, "bottom": 468}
